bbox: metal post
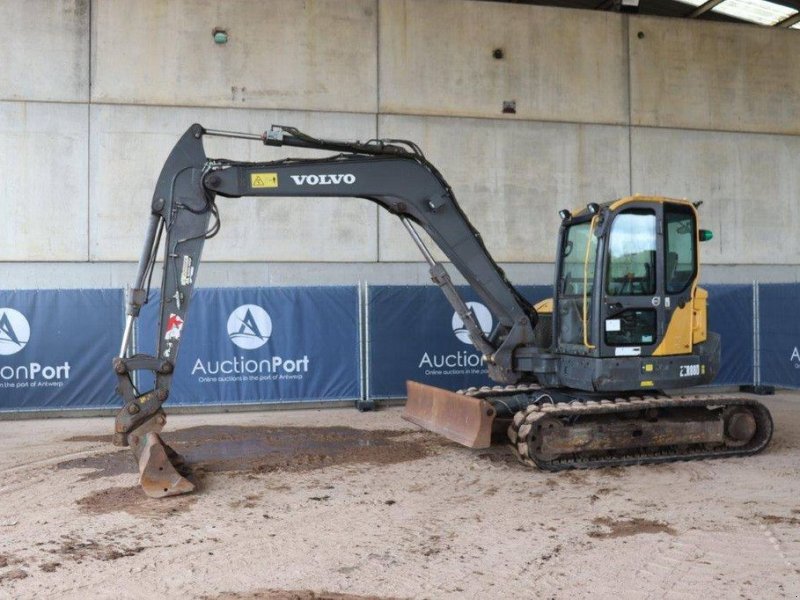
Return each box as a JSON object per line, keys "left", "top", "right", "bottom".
{"left": 355, "top": 281, "right": 374, "bottom": 411}
{"left": 753, "top": 281, "right": 761, "bottom": 387}
{"left": 365, "top": 282, "right": 371, "bottom": 403}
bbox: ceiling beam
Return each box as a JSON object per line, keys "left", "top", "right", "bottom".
{"left": 776, "top": 11, "right": 800, "bottom": 25}
{"left": 688, "top": 0, "right": 726, "bottom": 17}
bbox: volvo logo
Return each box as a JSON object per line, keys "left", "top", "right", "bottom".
{"left": 227, "top": 305, "right": 272, "bottom": 350}
{"left": 289, "top": 173, "right": 356, "bottom": 186}
{"left": 451, "top": 302, "right": 492, "bottom": 345}
{"left": 0, "top": 308, "right": 30, "bottom": 356}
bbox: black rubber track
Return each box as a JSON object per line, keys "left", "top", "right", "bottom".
{"left": 499, "top": 391, "right": 774, "bottom": 471}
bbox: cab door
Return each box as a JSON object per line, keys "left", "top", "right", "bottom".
{"left": 555, "top": 216, "right": 600, "bottom": 355}
{"left": 599, "top": 203, "right": 666, "bottom": 359}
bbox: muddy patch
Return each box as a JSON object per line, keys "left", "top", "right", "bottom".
{"left": 759, "top": 514, "right": 800, "bottom": 526}
{"left": 476, "top": 447, "right": 524, "bottom": 468}
{"left": 44, "top": 534, "right": 145, "bottom": 563}
{"left": 60, "top": 426, "right": 441, "bottom": 481}
{"left": 588, "top": 516, "right": 676, "bottom": 539}
{"left": 0, "top": 553, "right": 22, "bottom": 569}
{"left": 64, "top": 434, "right": 113, "bottom": 443}
{"left": 562, "top": 470, "right": 590, "bottom": 484}
{"left": 39, "top": 562, "right": 61, "bottom": 573}
{"left": 56, "top": 447, "right": 134, "bottom": 481}
{"left": 77, "top": 485, "right": 197, "bottom": 517}
{"left": 230, "top": 494, "right": 262, "bottom": 509}
{"left": 0, "top": 568, "right": 28, "bottom": 583}
{"left": 595, "top": 467, "right": 624, "bottom": 478}
{"left": 202, "top": 591, "right": 402, "bottom": 600}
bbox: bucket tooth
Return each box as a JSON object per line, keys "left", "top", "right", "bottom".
{"left": 403, "top": 380, "right": 496, "bottom": 448}
{"left": 135, "top": 432, "right": 194, "bottom": 498}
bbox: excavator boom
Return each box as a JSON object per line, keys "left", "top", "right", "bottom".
{"left": 114, "top": 123, "right": 539, "bottom": 495}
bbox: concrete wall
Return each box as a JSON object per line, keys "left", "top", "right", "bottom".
{"left": 378, "top": 1, "right": 628, "bottom": 124}
{"left": 0, "top": 0, "right": 89, "bottom": 102}
{"left": 89, "top": 105, "right": 377, "bottom": 262}
{"left": 2, "top": 0, "right": 800, "bottom": 290}
{"left": 630, "top": 17, "right": 800, "bottom": 135}
{"left": 377, "top": 115, "right": 630, "bottom": 262}
{"left": 91, "top": 0, "right": 377, "bottom": 112}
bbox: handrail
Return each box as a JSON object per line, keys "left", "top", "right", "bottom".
{"left": 582, "top": 215, "right": 598, "bottom": 349}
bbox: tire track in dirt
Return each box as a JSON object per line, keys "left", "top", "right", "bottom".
{"left": 634, "top": 528, "right": 800, "bottom": 599}
{"left": 635, "top": 537, "right": 701, "bottom": 599}
{"left": 202, "top": 592, "right": 404, "bottom": 600}
{"left": 0, "top": 444, "right": 112, "bottom": 477}
{"left": 757, "top": 515, "right": 800, "bottom": 576}
{"left": 0, "top": 444, "right": 120, "bottom": 502}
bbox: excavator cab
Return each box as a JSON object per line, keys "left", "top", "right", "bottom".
{"left": 549, "top": 197, "right": 720, "bottom": 393}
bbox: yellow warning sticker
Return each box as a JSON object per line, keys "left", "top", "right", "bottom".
{"left": 250, "top": 173, "right": 278, "bottom": 188}
{"left": 640, "top": 380, "right": 654, "bottom": 387}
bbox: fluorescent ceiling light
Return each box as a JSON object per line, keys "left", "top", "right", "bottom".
{"left": 675, "top": 0, "right": 799, "bottom": 25}
{"left": 712, "top": 0, "right": 797, "bottom": 25}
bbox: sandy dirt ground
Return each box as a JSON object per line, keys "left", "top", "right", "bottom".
{"left": 0, "top": 394, "right": 798, "bottom": 599}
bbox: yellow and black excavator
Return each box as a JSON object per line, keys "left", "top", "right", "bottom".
{"left": 113, "top": 124, "right": 772, "bottom": 497}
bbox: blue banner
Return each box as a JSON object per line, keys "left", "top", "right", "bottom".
{"left": 367, "top": 284, "right": 755, "bottom": 397}
{"left": 136, "top": 287, "right": 361, "bottom": 405}
{"left": 367, "top": 285, "right": 550, "bottom": 399}
{"left": 705, "top": 284, "right": 753, "bottom": 386}
{"left": 0, "top": 289, "right": 123, "bottom": 411}
{"left": 758, "top": 283, "right": 800, "bottom": 387}
{"left": 0, "top": 282, "right": 774, "bottom": 413}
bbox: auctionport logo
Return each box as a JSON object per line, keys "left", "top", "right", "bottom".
{"left": 0, "top": 308, "right": 30, "bottom": 356}
{"left": 0, "top": 307, "right": 71, "bottom": 388}
{"left": 417, "top": 302, "right": 491, "bottom": 374}
{"left": 451, "top": 302, "right": 492, "bottom": 344}
{"left": 227, "top": 304, "right": 272, "bottom": 350}
{"left": 192, "top": 303, "right": 309, "bottom": 381}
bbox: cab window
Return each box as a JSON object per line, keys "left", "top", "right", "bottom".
{"left": 605, "top": 309, "right": 657, "bottom": 346}
{"left": 560, "top": 220, "right": 598, "bottom": 297}
{"left": 664, "top": 205, "right": 696, "bottom": 294}
{"left": 606, "top": 209, "right": 657, "bottom": 296}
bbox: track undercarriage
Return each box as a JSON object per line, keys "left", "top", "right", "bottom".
{"left": 404, "top": 381, "right": 773, "bottom": 470}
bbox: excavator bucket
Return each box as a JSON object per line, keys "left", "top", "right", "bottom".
{"left": 134, "top": 432, "right": 195, "bottom": 498}
{"left": 403, "top": 380, "right": 496, "bottom": 448}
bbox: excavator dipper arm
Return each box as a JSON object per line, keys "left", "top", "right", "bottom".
{"left": 113, "top": 124, "right": 537, "bottom": 496}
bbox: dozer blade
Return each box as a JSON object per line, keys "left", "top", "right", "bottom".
{"left": 403, "top": 380, "right": 496, "bottom": 448}
{"left": 134, "top": 432, "right": 195, "bottom": 498}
